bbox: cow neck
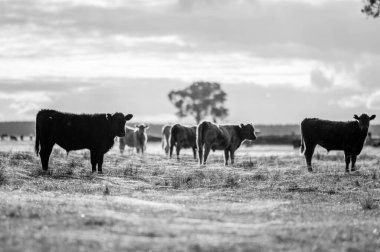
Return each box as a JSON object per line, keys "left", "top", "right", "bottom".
{"left": 235, "top": 125, "right": 244, "bottom": 143}
{"left": 354, "top": 122, "right": 369, "bottom": 144}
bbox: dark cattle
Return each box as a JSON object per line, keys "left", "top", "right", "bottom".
{"left": 169, "top": 124, "right": 197, "bottom": 160}
{"left": 1, "top": 134, "right": 8, "bottom": 140}
{"left": 300, "top": 114, "right": 376, "bottom": 172}
{"left": 119, "top": 124, "right": 149, "bottom": 154}
{"left": 197, "top": 121, "right": 257, "bottom": 165}
{"left": 292, "top": 139, "right": 301, "bottom": 149}
{"left": 161, "top": 124, "right": 171, "bottom": 155}
{"left": 35, "top": 109, "right": 133, "bottom": 173}
{"left": 10, "top": 135, "right": 18, "bottom": 141}
{"left": 20, "top": 135, "right": 24, "bottom": 141}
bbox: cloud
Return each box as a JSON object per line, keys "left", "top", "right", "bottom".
{"left": 310, "top": 68, "right": 333, "bottom": 90}
{"left": 336, "top": 94, "right": 369, "bottom": 109}
{"left": 368, "top": 91, "right": 380, "bottom": 110}
{"left": 0, "top": 91, "right": 54, "bottom": 119}
{"left": 356, "top": 57, "right": 380, "bottom": 90}
{"left": 336, "top": 90, "right": 380, "bottom": 110}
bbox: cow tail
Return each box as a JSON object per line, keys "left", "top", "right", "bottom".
{"left": 300, "top": 123, "right": 305, "bottom": 154}
{"left": 35, "top": 112, "right": 41, "bottom": 156}
{"left": 161, "top": 127, "right": 165, "bottom": 149}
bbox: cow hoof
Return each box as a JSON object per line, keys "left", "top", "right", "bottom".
{"left": 307, "top": 167, "right": 313, "bottom": 172}
{"left": 98, "top": 171, "right": 103, "bottom": 174}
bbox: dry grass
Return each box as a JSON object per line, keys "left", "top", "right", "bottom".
{"left": 0, "top": 142, "right": 380, "bottom": 251}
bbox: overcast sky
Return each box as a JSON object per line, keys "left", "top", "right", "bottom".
{"left": 0, "top": 0, "right": 379, "bottom": 124}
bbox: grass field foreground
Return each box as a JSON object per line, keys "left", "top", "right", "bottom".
{"left": 0, "top": 144, "right": 380, "bottom": 251}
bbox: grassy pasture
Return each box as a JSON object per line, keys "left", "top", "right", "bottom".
{"left": 0, "top": 141, "right": 380, "bottom": 251}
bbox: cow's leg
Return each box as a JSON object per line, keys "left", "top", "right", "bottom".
{"left": 230, "top": 150, "right": 235, "bottom": 165}
{"left": 203, "top": 145, "right": 211, "bottom": 165}
{"left": 224, "top": 149, "right": 229, "bottom": 166}
{"left": 90, "top": 150, "right": 97, "bottom": 173}
{"left": 304, "top": 143, "right": 316, "bottom": 172}
{"left": 136, "top": 147, "right": 140, "bottom": 154}
{"left": 351, "top": 155, "right": 357, "bottom": 172}
{"left": 176, "top": 145, "right": 181, "bottom": 160}
{"left": 40, "top": 142, "right": 54, "bottom": 172}
{"left": 119, "top": 141, "right": 125, "bottom": 154}
{"left": 198, "top": 145, "right": 203, "bottom": 165}
{"left": 97, "top": 154, "right": 104, "bottom": 174}
{"left": 169, "top": 144, "right": 174, "bottom": 159}
{"left": 192, "top": 147, "right": 197, "bottom": 160}
{"left": 344, "top": 151, "right": 351, "bottom": 173}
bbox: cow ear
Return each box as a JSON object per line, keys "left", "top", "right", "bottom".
{"left": 135, "top": 125, "right": 139, "bottom": 128}
{"left": 145, "top": 125, "right": 149, "bottom": 129}
{"left": 370, "top": 115, "right": 376, "bottom": 120}
{"left": 106, "top": 113, "right": 112, "bottom": 120}
{"left": 125, "top": 114, "right": 133, "bottom": 121}
{"left": 353, "top": 114, "right": 359, "bottom": 120}
{"left": 240, "top": 123, "right": 244, "bottom": 128}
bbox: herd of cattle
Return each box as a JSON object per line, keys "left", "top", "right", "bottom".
{"left": 31, "top": 109, "right": 376, "bottom": 173}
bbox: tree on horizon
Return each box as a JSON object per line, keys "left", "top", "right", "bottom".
{"left": 362, "top": 0, "right": 380, "bottom": 18}
{"left": 168, "top": 81, "right": 228, "bottom": 124}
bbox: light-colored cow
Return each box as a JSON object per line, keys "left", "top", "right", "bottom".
{"left": 119, "top": 124, "right": 149, "bottom": 154}
{"left": 197, "top": 121, "right": 257, "bottom": 165}
{"left": 161, "top": 124, "right": 171, "bottom": 155}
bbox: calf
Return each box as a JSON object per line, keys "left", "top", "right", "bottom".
{"left": 161, "top": 124, "right": 171, "bottom": 155}
{"left": 169, "top": 124, "right": 197, "bottom": 160}
{"left": 300, "top": 114, "right": 376, "bottom": 172}
{"left": 35, "top": 109, "right": 133, "bottom": 173}
{"left": 119, "top": 124, "right": 149, "bottom": 154}
{"left": 197, "top": 121, "right": 257, "bottom": 165}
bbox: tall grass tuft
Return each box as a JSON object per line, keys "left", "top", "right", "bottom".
{"left": 0, "top": 165, "right": 7, "bottom": 185}
{"left": 359, "top": 192, "right": 378, "bottom": 210}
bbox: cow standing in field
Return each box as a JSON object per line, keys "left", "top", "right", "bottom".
{"left": 197, "top": 121, "right": 257, "bottom": 165}
{"left": 300, "top": 114, "right": 376, "bottom": 172}
{"left": 119, "top": 124, "right": 149, "bottom": 154}
{"left": 169, "top": 124, "right": 197, "bottom": 160}
{"left": 161, "top": 124, "right": 171, "bottom": 155}
{"left": 10, "top": 135, "right": 17, "bottom": 141}
{"left": 35, "top": 109, "right": 133, "bottom": 173}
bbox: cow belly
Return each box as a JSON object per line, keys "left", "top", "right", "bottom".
{"left": 318, "top": 141, "right": 343, "bottom": 151}
{"left": 56, "top": 141, "right": 87, "bottom": 151}
{"left": 180, "top": 142, "right": 194, "bottom": 148}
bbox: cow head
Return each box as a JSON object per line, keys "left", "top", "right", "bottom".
{"left": 354, "top": 114, "right": 376, "bottom": 131}
{"left": 107, "top": 113, "right": 133, "bottom": 137}
{"left": 135, "top": 124, "right": 149, "bottom": 134}
{"left": 240, "top": 123, "right": 257, "bottom": 141}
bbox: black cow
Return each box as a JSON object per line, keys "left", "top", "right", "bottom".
{"left": 35, "top": 109, "right": 133, "bottom": 173}
{"left": 10, "top": 135, "right": 17, "bottom": 141}
{"left": 169, "top": 124, "right": 197, "bottom": 160}
{"left": 300, "top": 114, "right": 376, "bottom": 172}
{"left": 1, "top": 134, "right": 8, "bottom": 140}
